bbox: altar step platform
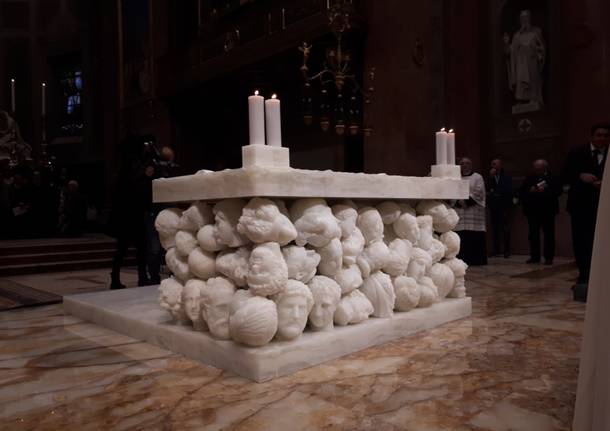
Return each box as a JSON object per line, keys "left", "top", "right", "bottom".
{"left": 64, "top": 286, "right": 471, "bottom": 382}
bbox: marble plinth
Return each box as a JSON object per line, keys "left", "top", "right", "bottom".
{"left": 431, "top": 164, "right": 461, "bottom": 179}
{"left": 64, "top": 286, "right": 471, "bottom": 382}
{"left": 242, "top": 145, "right": 290, "bottom": 169}
{"left": 153, "top": 167, "right": 469, "bottom": 203}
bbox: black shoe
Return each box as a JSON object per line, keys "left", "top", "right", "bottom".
{"left": 110, "top": 281, "right": 126, "bottom": 290}
{"left": 526, "top": 258, "right": 540, "bottom": 264}
{"left": 572, "top": 283, "right": 588, "bottom": 302}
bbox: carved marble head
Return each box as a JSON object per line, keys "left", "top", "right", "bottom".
{"left": 357, "top": 207, "right": 384, "bottom": 244}
{"left": 196, "top": 224, "right": 227, "bottom": 252}
{"left": 289, "top": 198, "right": 342, "bottom": 247}
{"left": 331, "top": 203, "right": 358, "bottom": 238}
{"left": 307, "top": 276, "right": 341, "bottom": 331}
{"left": 272, "top": 280, "right": 314, "bottom": 340}
{"left": 444, "top": 258, "right": 468, "bottom": 298}
{"left": 155, "top": 208, "right": 183, "bottom": 250}
{"left": 317, "top": 237, "right": 343, "bottom": 277}
{"left": 200, "top": 277, "right": 236, "bottom": 339}
{"left": 416, "top": 215, "right": 434, "bottom": 250}
{"left": 180, "top": 201, "right": 213, "bottom": 232}
{"left": 247, "top": 242, "right": 288, "bottom": 297}
{"left": 416, "top": 200, "right": 458, "bottom": 233}
{"left": 183, "top": 279, "right": 206, "bottom": 324}
{"left": 361, "top": 271, "right": 396, "bottom": 318}
{"left": 394, "top": 275, "right": 421, "bottom": 311}
{"left": 237, "top": 197, "right": 297, "bottom": 245}
{"left": 281, "top": 245, "right": 321, "bottom": 284}
{"left": 158, "top": 278, "right": 184, "bottom": 321}
{"left": 428, "top": 238, "right": 447, "bottom": 263}
{"left": 334, "top": 289, "right": 374, "bottom": 326}
{"left": 216, "top": 246, "right": 251, "bottom": 287}
{"left": 213, "top": 199, "right": 250, "bottom": 247}
{"left": 393, "top": 212, "right": 420, "bottom": 245}
{"left": 440, "top": 231, "right": 461, "bottom": 259}
{"left": 407, "top": 247, "right": 433, "bottom": 280}
{"left": 175, "top": 230, "right": 198, "bottom": 257}
{"left": 357, "top": 240, "right": 390, "bottom": 278}
{"left": 165, "top": 247, "right": 192, "bottom": 282}
{"left": 341, "top": 226, "right": 365, "bottom": 266}
{"left": 428, "top": 263, "right": 456, "bottom": 299}
{"left": 383, "top": 238, "right": 413, "bottom": 277}
{"left": 229, "top": 294, "right": 278, "bottom": 347}
{"left": 333, "top": 263, "right": 363, "bottom": 295}
{"left": 188, "top": 247, "right": 217, "bottom": 280}
{"left": 376, "top": 201, "right": 401, "bottom": 225}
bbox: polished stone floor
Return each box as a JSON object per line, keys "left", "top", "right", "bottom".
{"left": 0, "top": 258, "right": 583, "bottom": 430}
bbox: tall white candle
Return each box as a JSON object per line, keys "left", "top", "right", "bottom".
{"left": 10, "top": 79, "right": 15, "bottom": 113}
{"left": 248, "top": 90, "right": 265, "bottom": 146}
{"left": 447, "top": 129, "right": 456, "bottom": 165}
{"left": 41, "top": 83, "right": 47, "bottom": 116}
{"left": 265, "top": 94, "right": 282, "bottom": 147}
{"left": 435, "top": 128, "right": 448, "bottom": 165}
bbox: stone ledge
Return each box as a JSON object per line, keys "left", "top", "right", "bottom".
{"left": 64, "top": 286, "right": 472, "bottom": 382}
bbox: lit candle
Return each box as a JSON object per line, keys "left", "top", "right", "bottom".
{"left": 435, "top": 128, "right": 447, "bottom": 165}
{"left": 10, "top": 79, "right": 15, "bottom": 113}
{"left": 446, "top": 129, "right": 456, "bottom": 165}
{"left": 41, "top": 82, "right": 47, "bottom": 116}
{"left": 248, "top": 90, "right": 265, "bottom": 146}
{"left": 265, "top": 94, "right": 282, "bottom": 147}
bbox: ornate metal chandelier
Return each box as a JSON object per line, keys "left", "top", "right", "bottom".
{"left": 300, "top": 0, "right": 374, "bottom": 136}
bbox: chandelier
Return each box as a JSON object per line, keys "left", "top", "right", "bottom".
{"left": 300, "top": 0, "right": 374, "bottom": 136}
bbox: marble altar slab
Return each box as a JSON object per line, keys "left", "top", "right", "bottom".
{"left": 152, "top": 166, "right": 469, "bottom": 203}
{"left": 64, "top": 286, "right": 472, "bottom": 382}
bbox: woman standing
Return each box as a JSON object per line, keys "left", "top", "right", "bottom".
{"left": 454, "top": 157, "right": 488, "bottom": 265}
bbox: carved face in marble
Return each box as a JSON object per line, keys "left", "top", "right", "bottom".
{"left": 165, "top": 248, "right": 192, "bottom": 282}
{"left": 376, "top": 201, "right": 401, "bottom": 225}
{"left": 183, "top": 279, "right": 205, "bottom": 324}
{"left": 307, "top": 276, "right": 341, "bottom": 331}
{"left": 428, "top": 238, "right": 447, "bottom": 263}
{"left": 196, "top": 224, "right": 227, "bottom": 252}
{"left": 237, "top": 197, "right": 297, "bottom": 245}
{"left": 281, "top": 246, "right": 320, "bottom": 284}
{"left": 416, "top": 200, "right": 457, "bottom": 233}
{"left": 333, "top": 263, "right": 363, "bottom": 295}
{"left": 331, "top": 204, "right": 358, "bottom": 238}
{"left": 416, "top": 216, "right": 434, "bottom": 250}
{"left": 357, "top": 207, "right": 384, "bottom": 244}
{"left": 357, "top": 240, "right": 390, "bottom": 278}
{"left": 393, "top": 275, "right": 421, "bottom": 311}
{"left": 316, "top": 237, "right": 343, "bottom": 277}
{"left": 175, "top": 230, "right": 199, "bottom": 257}
{"left": 289, "top": 198, "right": 342, "bottom": 248}
{"left": 155, "top": 208, "right": 183, "bottom": 250}
{"left": 272, "top": 280, "right": 314, "bottom": 340}
{"left": 200, "top": 277, "right": 236, "bottom": 339}
{"left": 159, "top": 278, "right": 183, "bottom": 315}
{"left": 180, "top": 201, "right": 213, "bottom": 232}
{"left": 383, "top": 238, "right": 413, "bottom": 277}
{"left": 215, "top": 246, "right": 250, "bottom": 287}
{"left": 247, "top": 242, "right": 288, "bottom": 297}
{"left": 417, "top": 276, "right": 439, "bottom": 308}
{"left": 407, "top": 248, "right": 432, "bottom": 281}
{"left": 188, "top": 247, "right": 217, "bottom": 280}
{"left": 444, "top": 258, "right": 468, "bottom": 298}
{"left": 341, "top": 226, "right": 365, "bottom": 266}
{"left": 393, "top": 212, "right": 420, "bottom": 244}
{"left": 334, "top": 289, "right": 374, "bottom": 326}
{"left": 229, "top": 294, "right": 278, "bottom": 347}
{"left": 213, "top": 199, "right": 250, "bottom": 247}
{"left": 361, "top": 271, "right": 396, "bottom": 318}
{"left": 428, "top": 263, "right": 455, "bottom": 299}
{"left": 440, "top": 231, "right": 461, "bottom": 259}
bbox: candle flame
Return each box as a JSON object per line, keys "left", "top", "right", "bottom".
{"left": 10, "top": 78, "right": 15, "bottom": 83}
{"left": 271, "top": 94, "right": 277, "bottom": 99}
{"left": 42, "top": 83, "right": 46, "bottom": 87}
{"left": 449, "top": 129, "right": 454, "bottom": 133}
{"left": 440, "top": 127, "right": 446, "bottom": 132}
{"left": 254, "top": 90, "right": 259, "bottom": 96}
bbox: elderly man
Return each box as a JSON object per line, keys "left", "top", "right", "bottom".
{"left": 520, "top": 159, "right": 561, "bottom": 265}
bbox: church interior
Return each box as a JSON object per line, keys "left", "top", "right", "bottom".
{"left": 0, "top": 1, "right": 609, "bottom": 429}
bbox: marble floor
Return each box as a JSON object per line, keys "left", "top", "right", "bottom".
{"left": 0, "top": 257, "right": 584, "bottom": 430}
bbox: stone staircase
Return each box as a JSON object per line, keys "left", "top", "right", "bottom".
{"left": 0, "top": 235, "right": 136, "bottom": 276}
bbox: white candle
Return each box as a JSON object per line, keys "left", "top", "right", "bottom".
{"left": 41, "top": 82, "right": 47, "bottom": 116}
{"left": 447, "top": 129, "right": 456, "bottom": 165}
{"left": 265, "top": 94, "right": 282, "bottom": 147}
{"left": 248, "top": 90, "right": 265, "bottom": 146}
{"left": 435, "top": 128, "right": 447, "bottom": 165}
{"left": 10, "top": 79, "right": 15, "bottom": 113}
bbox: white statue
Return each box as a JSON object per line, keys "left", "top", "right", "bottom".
{"left": 158, "top": 278, "right": 188, "bottom": 324}
{"left": 237, "top": 197, "right": 297, "bottom": 245}
{"left": 271, "top": 279, "right": 314, "bottom": 340}
{"left": 289, "top": 198, "right": 341, "bottom": 247}
{"left": 416, "top": 215, "right": 434, "bottom": 250}
{"left": 393, "top": 275, "right": 421, "bottom": 311}
{"left": 247, "top": 242, "right": 288, "bottom": 297}
{"left": 440, "top": 231, "right": 461, "bottom": 259}
{"left": 155, "top": 208, "right": 183, "bottom": 250}
{"left": 188, "top": 247, "right": 217, "bottom": 280}
{"left": 428, "top": 238, "right": 447, "bottom": 263}
{"left": 376, "top": 201, "right": 401, "bottom": 225}
{"left": 383, "top": 238, "right": 413, "bottom": 277}
{"left": 504, "top": 10, "right": 545, "bottom": 110}
{"left": 213, "top": 199, "right": 250, "bottom": 247}
{"left": 307, "top": 276, "right": 342, "bottom": 331}
{"left": 216, "top": 247, "right": 251, "bottom": 287}
{"left": 183, "top": 279, "right": 208, "bottom": 331}
{"left": 332, "top": 203, "right": 358, "bottom": 238}
{"left": 416, "top": 200, "right": 459, "bottom": 233}
{"left": 334, "top": 289, "right": 374, "bottom": 326}
{"left": 196, "top": 224, "right": 228, "bottom": 252}
{"left": 229, "top": 293, "right": 278, "bottom": 347}
{"left": 357, "top": 207, "right": 384, "bottom": 244}
{"left": 281, "top": 246, "right": 320, "bottom": 284}
{"left": 357, "top": 240, "right": 390, "bottom": 278}
{"left": 200, "top": 277, "right": 236, "bottom": 339}
{"left": 180, "top": 201, "right": 213, "bottom": 232}
{"left": 428, "top": 262, "right": 455, "bottom": 299}
{"left": 393, "top": 211, "right": 420, "bottom": 245}
{"left": 333, "top": 263, "right": 363, "bottom": 294}
{"left": 165, "top": 247, "right": 192, "bottom": 282}
{"left": 444, "top": 258, "right": 468, "bottom": 298}
{"left": 316, "top": 237, "right": 343, "bottom": 277}
{"left": 361, "top": 271, "right": 396, "bottom": 318}
{"left": 175, "top": 230, "right": 198, "bottom": 257}
{"left": 406, "top": 247, "right": 438, "bottom": 308}
{"left": 341, "top": 226, "right": 365, "bottom": 266}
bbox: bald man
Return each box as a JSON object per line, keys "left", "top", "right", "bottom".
{"left": 519, "top": 159, "right": 562, "bottom": 264}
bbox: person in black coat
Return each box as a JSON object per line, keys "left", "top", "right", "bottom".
{"left": 520, "top": 159, "right": 562, "bottom": 265}
{"left": 562, "top": 122, "right": 609, "bottom": 285}
{"left": 487, "top": 158, "right": 513, "bottom": 257}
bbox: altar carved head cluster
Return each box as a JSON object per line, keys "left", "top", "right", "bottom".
{"left": 156, "top": 198, "right": 467, "bottom": 347}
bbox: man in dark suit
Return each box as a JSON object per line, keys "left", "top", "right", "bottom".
{"left": 487, "top": 158, "right": 513, "bottom": 257}
{"left": 563, "top": 123, "right": 609, "bottom": 289}
{"left": 520, "top": 159, "right": 561, "bottom": 265}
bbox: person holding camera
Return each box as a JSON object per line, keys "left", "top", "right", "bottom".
{"left": 520, "top": 159, "right": 561, "bottom": 265}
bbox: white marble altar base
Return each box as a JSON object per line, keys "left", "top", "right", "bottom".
{"left": 64, "top": 286, "right": 472, "bottom": 382}
{"left": 431, "top": 164, "right": 461, "bottom": 179}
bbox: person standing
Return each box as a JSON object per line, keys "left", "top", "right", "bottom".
{"left": 562, "top": 123, "right": 609, "bottom": 289}
{"left": 520, "top": 159, "right": 561, "bottom": 265}
{"left": 487, "top": 158, "right": 513, "bottom": 257}
{"left": 454, "top": 157, "right": 488, "bottom": 266}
